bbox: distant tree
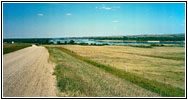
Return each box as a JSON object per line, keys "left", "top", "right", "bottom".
{"left": 102, "top": 43, "right": 109, "bottom": 45}
{"left": 57, "top": 41, "right": 61, "bottom": 44}
{"left": 79, "top": 42, "right": 88, "bottom": 45}
{"left": 45, "top": 39, "right": 50, "bottom": 44}
{"left": 64, "top": 41, "right": 67, "bottom": 44}
{"left": 68, "top": 40, "right": 75, "bottom": 44}
{"left": 150, "top": 44, "right": 159, "bottom": 46}
{"left": 49, "top": 41, "right": 54, "bottom": 44}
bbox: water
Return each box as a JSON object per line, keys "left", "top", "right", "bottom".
{"left": 50, "top": 39, "right": 185, "bottom": 45}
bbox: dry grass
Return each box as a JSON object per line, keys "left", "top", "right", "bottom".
{"left": 3, "top": 43, "right": 31, "bottom": 54}
{"left": 46, "top": 46, "right": 160, "bottom": 97}
{"left": 58, "top": 45, "right": 185, "bottom": 89}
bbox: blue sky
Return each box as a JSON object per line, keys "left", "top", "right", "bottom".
{"left": 3, "top": 3, "right": 185, "bottom": 38}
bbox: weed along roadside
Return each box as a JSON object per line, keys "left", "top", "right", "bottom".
{"left": 46, "top": 46, "right": 185, "bottom": 97}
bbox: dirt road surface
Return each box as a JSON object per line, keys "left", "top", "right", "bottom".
{"left": 3, "top": 45, "right": 57, "bottom": 97}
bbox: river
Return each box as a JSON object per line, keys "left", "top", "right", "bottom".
{"left": 50, "top": 39, "right": 185, "bottom": 45}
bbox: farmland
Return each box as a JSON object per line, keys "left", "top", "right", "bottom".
{"left": 46, "top": 45, "right": 185, "bottom": 97}
{"left": 61, "top": 45, "right": 185, "bottom": 89}
{"left": 46, "top": 46, "right": 161, "bottom": 97}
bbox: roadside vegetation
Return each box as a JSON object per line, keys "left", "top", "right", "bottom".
{"left": 3, "top": 43, "right": 31, "bottom": 54}
{"left": 46, "top": 46, "right": 161, "bottom": 97}
{"left": 50, "top": 46, "right": 185, "bottom": 97}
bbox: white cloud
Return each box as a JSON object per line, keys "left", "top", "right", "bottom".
{"left": 96, "top": 5, "right": 120, "bottom": 10}
{"left": 66, "top": 13, "right": 72, "bottom": 16}
{"left": 99, "top": 6, "right": 112, "bottom": 10}
{"left": 103, "top": 7, "right": 112, "bottom": 10}
{"left": 37, "top": 13, "right": 43, "bottom": 16}
{"left": 112, "top": 20, "right": 119, "bottom": 23}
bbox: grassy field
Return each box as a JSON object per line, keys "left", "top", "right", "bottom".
{"left": 57, "top": 45, "right": 185, "bottom": 90}
{"left": 46, "top": 46, "right": 162, "bottom": 97}
{"left": 46, "top": 45, "right": 185, "bottom": 97}
{"left": 3, "top": 43, "right": 32, "bottom": 54}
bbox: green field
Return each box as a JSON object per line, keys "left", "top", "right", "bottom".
{"left": 3, "top": 43, "right": 31, "bottom": 54}
{"left": 46, "top": 45, "right": 185, "bottom": 97}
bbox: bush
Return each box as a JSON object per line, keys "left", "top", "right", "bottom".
{"left": 150, "top": 44, "right": 159, "bottom": 46}
{"left": 57, "top": 41, "right": 61, "bottom": 44}
{"left": 102, "top": 43, "right": 109, "bottom": 45}
{"left": 64, "top": 41, "right": 67, "bottom": 44}
{"left": 78, "top": 43, "right": 89, "bottom": 45}
{"left": 68, "top": 40, "right": 75, "bottom": 44}
{"left": 130, "top": 45, "right": 152, "bottom": 48}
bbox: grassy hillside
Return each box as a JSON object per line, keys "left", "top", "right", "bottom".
{"left": 63, "top": 45, "right": 185, "bottom": 89}
{"left": 46, "top": 46, "right": 160, "bottom": 97}
{"left": 46, "top": 46, "right": 185, "bottom": 97}
{"left": 3, "top": 43, "right": 31, "bottom": 54}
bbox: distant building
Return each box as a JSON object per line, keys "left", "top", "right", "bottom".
{"left": 12, "top": 41, "right": 14, "bottom": 44}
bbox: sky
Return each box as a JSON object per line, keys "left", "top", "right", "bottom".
{"left": 3, "top": 3, "right": 185, "bottom": 38}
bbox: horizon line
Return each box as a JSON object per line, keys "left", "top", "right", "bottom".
{"left": 3, "top": 33, "right": 185, "bottom": 39}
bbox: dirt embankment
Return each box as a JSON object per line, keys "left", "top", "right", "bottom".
{"left": 3, "top": 45, "right": 57, "bottom": 97}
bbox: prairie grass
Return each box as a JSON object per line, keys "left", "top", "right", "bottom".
{"left": 46, "top": 46, "right": 161, "bottom": 97}
{"left": 51, "top": 46, "right": 185, "bottom": 97}
{"left": 3, "top": 43, "right": 31, "bottom": 54}
{"left": 62, "top": 45, "right": 185, "bottom": 89}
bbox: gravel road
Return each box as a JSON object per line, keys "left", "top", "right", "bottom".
{"left": 3, "top": 45, "right": 57, "bottom": 97}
